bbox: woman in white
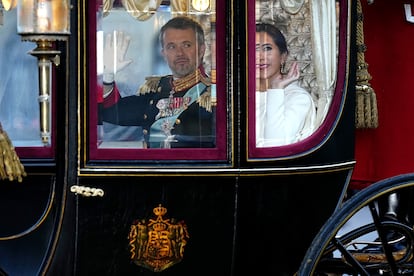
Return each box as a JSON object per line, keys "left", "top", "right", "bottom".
{"left": 255, "top": 23, "right": 316, "bottom": 147}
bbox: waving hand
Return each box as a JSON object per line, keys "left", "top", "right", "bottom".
{"left": 103, "top": 31, "right": 133, "bottom": 83}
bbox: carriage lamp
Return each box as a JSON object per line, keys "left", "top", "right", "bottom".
{"left": 17, "top": 0, "right": 70, "bottom": 145}
{"left": 1, "top": 0, "right": 17, "bottom": 10}
{"left": 191, "top": 0, "right": 210, "bottom": 12}
{"left": 1, "top": 0, "right": 17, "bottom": 25}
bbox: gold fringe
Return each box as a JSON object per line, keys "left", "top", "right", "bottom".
{"left": 0, "top": 122, "right": 26, "bottom": 182}
{"left": 197, "top": 88, "right": 214, "bottom": 112}
{"left": 355, "top": 0, "right": 378, "bottom": 129}
{"left": 138, "top": 76, "right": 162, "bottom": 95}
{"left": 356, "top": 85, "right": 378, "bottom": 128}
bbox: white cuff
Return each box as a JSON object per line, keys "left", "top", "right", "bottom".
{"left": 103, "top": 72, "right": 115, "bottom": 84}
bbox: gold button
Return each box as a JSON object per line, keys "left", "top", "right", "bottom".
{"left": 143, "top": 129, "right": 148, "bottom": 135}
{"left": 175, "top": 119, "right": 181, "bottom": 125}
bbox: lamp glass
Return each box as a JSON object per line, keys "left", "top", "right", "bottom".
{"left": 17, "top": 0, "right": 70, "bottom": 35}
{"left": 191, "top": 0, "right": 210, "bottom": 12}
{"left": 2, "top": 0, "right": 18, "bottom": 11}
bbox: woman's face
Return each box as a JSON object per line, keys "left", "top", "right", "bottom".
{"left": 255, "top": 31, "right": 285, "bottom": 81}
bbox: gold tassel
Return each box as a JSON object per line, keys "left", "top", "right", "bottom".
{"left": 355, "top": 0, "right": 378, "bottom": 129}
{"left": 197, "top": 88, "right": 213, "bottom": 112}
{"left": 0, "top": 122, "right": 26, "bottom": 182}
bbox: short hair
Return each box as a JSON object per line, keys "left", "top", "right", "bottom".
{"left": 256, "top": 23, "right": 288, "bottom": 55}
{"left": 159, "top": 16, "right": 205, "bottom": 48}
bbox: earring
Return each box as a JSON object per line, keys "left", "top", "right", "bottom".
{"left": 280, "top": 62, "right": 286, "bottom": 74}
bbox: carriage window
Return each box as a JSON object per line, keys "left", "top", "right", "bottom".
{"left": 249, "top": 0, "right": 344, "bottom": 159}
{"left": 85, "top": 0, "right": 228, "bottom": 163}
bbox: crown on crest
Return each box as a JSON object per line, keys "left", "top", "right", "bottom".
{"left": 153, "top": 204, "right": 167, "bottom": 217}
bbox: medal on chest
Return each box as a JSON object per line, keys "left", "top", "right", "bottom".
{"left": 155, "top": 91, "right": 191, "bottom": 120}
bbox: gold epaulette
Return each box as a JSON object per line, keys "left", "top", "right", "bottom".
{"left": 197, "top": 87, "right": 215, "bottom": 112}
{"left": 137, "top": 76, "right": 163, "bottom": 95}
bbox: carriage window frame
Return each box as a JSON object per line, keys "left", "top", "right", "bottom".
{"left": 247, "top": 0, "right": 350, "bottom": 160}
{"left": 81, "top": 0, "right": 229, "bottom": 166}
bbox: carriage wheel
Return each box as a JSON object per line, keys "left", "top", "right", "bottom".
{"left": 298, "top": 173, "right": 414, "bottom": 275}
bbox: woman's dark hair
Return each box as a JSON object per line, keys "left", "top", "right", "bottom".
{"left": 256, "top": 23, "right": 288, "bottom": 55}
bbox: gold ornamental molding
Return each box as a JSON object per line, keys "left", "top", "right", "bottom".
{"left": 69, "top": 185, "right": 104, "bottom": 197}
{"left": 128, "top": 204, "right": 189, "bottom": 272}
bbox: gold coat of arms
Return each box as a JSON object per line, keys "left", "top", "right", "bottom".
{"left": 128, "top": 204, "right": 189, "bottom": 272}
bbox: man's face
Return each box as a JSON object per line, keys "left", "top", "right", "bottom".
{"left": 161, "top": 28, "right": 205, "bottom": 78}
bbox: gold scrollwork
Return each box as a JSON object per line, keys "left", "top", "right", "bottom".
{"left": 69, "top": 185, "right": 104, "bottom": 197}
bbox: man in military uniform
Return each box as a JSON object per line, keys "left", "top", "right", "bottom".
{"left": 99, "top": 16, "right": 215, "bottom": 148}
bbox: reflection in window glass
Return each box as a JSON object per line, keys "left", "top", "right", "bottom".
{"left": 254, "top": 0, "right": 339, "bottom": 148}
{"left": 0, "top": 9, "right": 41, "bottom": 146}
{"left": 96, "top": 2, "right": 217, "bottom": 149}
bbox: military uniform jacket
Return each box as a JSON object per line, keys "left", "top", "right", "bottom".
{"left": 101, "top": 73, "right": 215, "bottom": 148}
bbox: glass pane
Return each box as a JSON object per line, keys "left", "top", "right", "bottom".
{"left": 97, "top": 2, "right": 217, "bottom": 150}
{"left": 0, "top": 9, "right": 42, "bottom": 147}
{"left": 249, "top": 0, "right": 345, "bottom": 159}
{"left": 87, "top": 0, "right": 228, "bottom": 162}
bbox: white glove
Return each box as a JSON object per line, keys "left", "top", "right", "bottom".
{"left": 103, "top": 31, "right": 133, "bottom": 83}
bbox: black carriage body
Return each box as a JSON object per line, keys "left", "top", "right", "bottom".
{"left": 0, "top": 0, "right": 357, "bottom": 275}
